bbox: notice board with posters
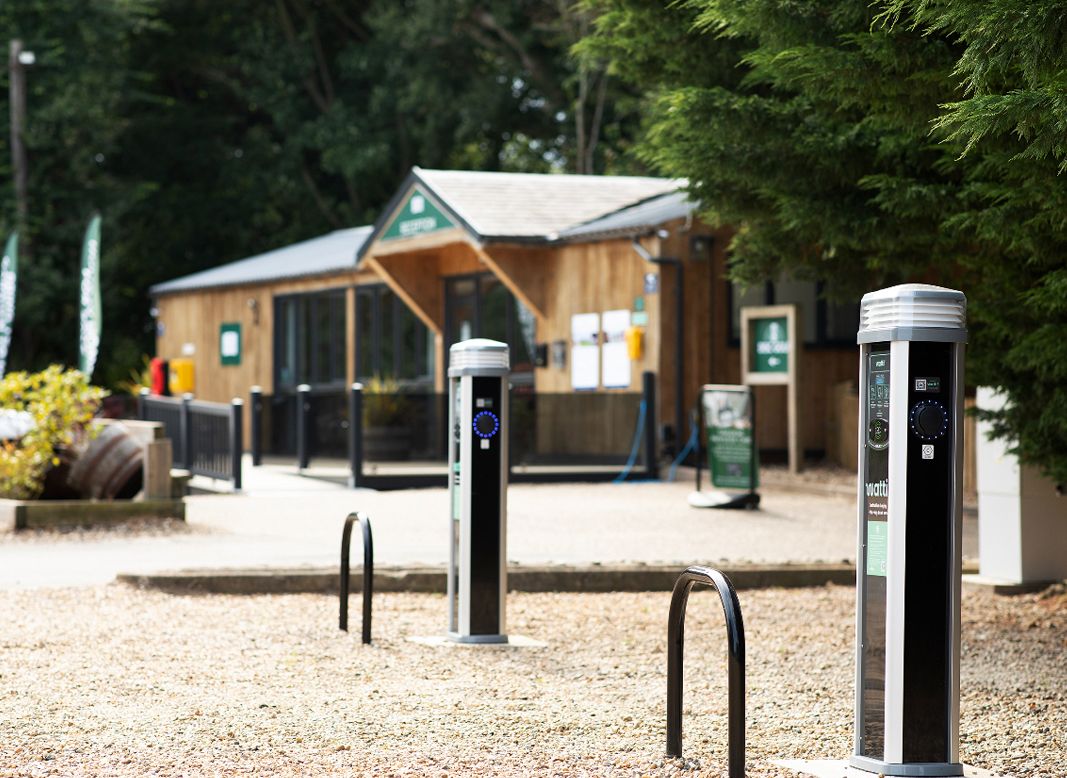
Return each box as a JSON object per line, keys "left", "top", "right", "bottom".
{"left": 570, "top": 313, "right": 600, "bottom": 390}
{"left": 740, "top": 304, "right": 801, "bottom": 472}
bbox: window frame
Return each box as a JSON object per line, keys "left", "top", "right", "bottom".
{"left": 443, "top": 272, "right": 535, "bottom": 385}
{"left": 355, "top": 283, "right": 434, "bottom": 386}
{"left": 273, "top": 286, "right": 349, "bottom": 392}
{"left": 726, "top": 279, "right": 859, "bottom": 348}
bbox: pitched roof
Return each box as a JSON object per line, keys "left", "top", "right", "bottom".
{"left": 556, "top": 190, "right": 696, "bottom": 242}
{"left": 150, "top": 226, "right": 373, "bottom": 295}
{"left": 378, "top": 168, "right": 683, "bottom": 244}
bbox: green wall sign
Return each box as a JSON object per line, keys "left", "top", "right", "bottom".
{"left": 752, "top": 316, "right": 789, "bottom": 373}
{"left": 220, "top": 322, "right": 241, "bottom": 366}
{"left": 381, "top": 187, "right": 456, "bottom": 242}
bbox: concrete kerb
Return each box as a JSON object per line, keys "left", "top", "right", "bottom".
{"left": 119, "top": 563, "right": 860, "bottom": 595}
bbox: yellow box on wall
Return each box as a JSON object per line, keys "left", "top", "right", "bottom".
{"left": 169, "top": 358, "right": 195, "bottom": 394}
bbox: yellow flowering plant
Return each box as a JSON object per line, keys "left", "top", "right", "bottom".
{"left": 0, "top": 365, "right": 105, "bottom": 499}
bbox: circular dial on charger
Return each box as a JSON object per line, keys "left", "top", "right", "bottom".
{"left": 910, "top": 400, "right": 949, "bottom": 441}
{"left": 473, "top": 410, "right": 500, "bottom": 439}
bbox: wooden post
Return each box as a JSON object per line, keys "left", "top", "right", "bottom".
{"left": 143, "top": 438, "right": 173, "bottom": 500}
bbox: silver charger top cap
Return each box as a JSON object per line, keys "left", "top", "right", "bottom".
{"left": 448, "top": 338, "right": 510, "bottom": 376}
{"left": 857, "top": 284, "right": 967, "bottom": 344}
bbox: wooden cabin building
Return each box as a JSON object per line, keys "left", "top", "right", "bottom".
{"left": 151, "top": 168, "right": 860, "bottom": 460}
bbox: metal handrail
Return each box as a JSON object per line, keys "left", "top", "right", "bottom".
{"left": 339, "top": 512, "right": 373, "bottom": 643}
{"left": 666, "top": 565, "right": 745, "bottom": 776}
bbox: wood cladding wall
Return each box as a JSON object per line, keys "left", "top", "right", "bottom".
{"left": 154, "top": 269, "right": 377, "bottom": 406}
{"left": 154, "top": 223, "right": 863, "bottom": 460}
{"left": 522, "top": 238, "right": 661, "bottom": 394}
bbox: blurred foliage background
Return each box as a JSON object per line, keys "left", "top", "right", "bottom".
{"left": 1, "top": 0, "right": 1065, "bottom": 480}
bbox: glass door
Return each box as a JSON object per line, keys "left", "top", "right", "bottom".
{"left": 444, "top": 273, "right": 535, "bottom": 385}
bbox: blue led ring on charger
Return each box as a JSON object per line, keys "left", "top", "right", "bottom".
{"left": 473, "top": 410, "right": 500, "bottom": 439}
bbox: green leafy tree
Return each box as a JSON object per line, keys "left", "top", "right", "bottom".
{"left": 881, "top": 0, "right": 1067, "bottom": 485}
{"left": 2, "top": 0, "right": 642, "bottom": 388}
{"left": 0, "top": 0, "right": 155, "bottom": 385}
{"left": 584, "top": 0, "right": 1067, "bottom": 483}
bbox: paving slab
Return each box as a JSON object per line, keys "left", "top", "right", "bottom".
{"left": 0, "top": 461, "right": 978, "bottom": 590}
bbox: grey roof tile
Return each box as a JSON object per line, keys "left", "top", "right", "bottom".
{"left": 556, "top": 190, "right": 695, "bottom": 242}
{"left": 413, "top": 168, "right": 683, "bottom": 239}
{"left": 150, "top": 226, "right": 372, "bottom": 295}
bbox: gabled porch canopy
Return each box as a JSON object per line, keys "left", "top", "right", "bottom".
{"left": 356, "top": 167, "right": 683, "bottom": 354}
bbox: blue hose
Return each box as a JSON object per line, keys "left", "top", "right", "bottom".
{"left": 667, "top": 415, "right": 699, "bottom": 483}
{"left": 614, "top": 398, "right": 648, "bottom": 484}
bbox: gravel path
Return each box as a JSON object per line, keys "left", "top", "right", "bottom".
{"left": 1, "top": 584, "right": 1061, "bottom": 777}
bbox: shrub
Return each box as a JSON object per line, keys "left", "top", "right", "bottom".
{"left": 0, "top": 366, "right": 106, "bottom": 499}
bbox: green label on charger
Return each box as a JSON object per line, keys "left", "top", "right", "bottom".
{"left": 866, "top": 521, "right": 888, "bottom": 577}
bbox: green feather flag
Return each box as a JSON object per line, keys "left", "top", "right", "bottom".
{"left": 0, "top": 232, "right": 17, "bottom": 377}
{"left": 78, "top": 215, "right": 102, "bottom": 378}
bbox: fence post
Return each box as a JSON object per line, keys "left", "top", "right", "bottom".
{"left": 642, "top": 371, "right": 659, "bottom": 479}
{"left": 230, "top": 398, "right": 243, "bottom": 491}
{"left": 138, "top": 387, "right": 149, "bottom": 421}
{"left": 180, "top": 393, "right": 194, "bottom": 471}
{"left": 250, "top": 386, "right": 263, "bottom": 467}
{"left": 296, "top": 384, "right": 311, "bottom": 470}
{"left": 349, "top": 382, "right": 363, "bottom": 488}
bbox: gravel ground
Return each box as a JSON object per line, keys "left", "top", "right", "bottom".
{"left": 0, "top": 584, "right": 1062, "bottom": 777}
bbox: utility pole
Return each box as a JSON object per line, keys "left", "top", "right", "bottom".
{"left": 9, "top": 39, "right": 32, "bottom": 235}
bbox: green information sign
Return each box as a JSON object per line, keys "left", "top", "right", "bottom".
{"left": 381, "top": 188, "right": 455, "bottom": 242}
{"left": 752, "top": 316, "right": 789, "bottom": 373}
{"left": 866, "top": 520, "right": 888, "bottom": 577}
{"left": 702, "top": 386, "right": 758, "bottom": 490}
{"left": 219, "top": 322, "right": 241, "bottom": 366}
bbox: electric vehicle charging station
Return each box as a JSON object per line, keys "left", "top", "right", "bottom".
{"left": 447, "top": 338, "right": 509, "bottom": 644}
{"left": 852, "top": 284, "right": 967, "bottom": 776}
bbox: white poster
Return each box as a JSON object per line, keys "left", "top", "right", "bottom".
{"left": 570, "top": 313, "right": 600, "bottom": 390}
{"left": 601, "top": 309, "right": 631, "bottom": 388}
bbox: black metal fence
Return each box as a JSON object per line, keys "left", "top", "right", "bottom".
{"left": 253, "top": 371, "right": 658, "bottom": 489}
{"left": 140, "top": 391, "right": 243, "bottom": 488}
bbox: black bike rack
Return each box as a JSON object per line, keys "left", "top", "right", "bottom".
{"left": 339, "top": 512, "right": 373, "bottom": 644}
{"left": 666, "top": 565, "right": 746, "bottom": 777}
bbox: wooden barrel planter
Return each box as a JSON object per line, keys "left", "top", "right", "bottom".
{"left": 67, "top": 423, "right": 144, "bottom": 500}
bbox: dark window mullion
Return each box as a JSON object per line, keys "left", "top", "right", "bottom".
{"left": 372, "top": 289, "right": 381, "bottom": 377}
{"left": 815, "top": 281, "right": 828, "bottom": 344}
{"left": 392, "top": 295, "right": 401, "bottom": 378}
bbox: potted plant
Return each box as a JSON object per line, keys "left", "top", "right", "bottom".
{"left": 361, "top": 376, "right": 413, "bottom": 461}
